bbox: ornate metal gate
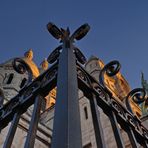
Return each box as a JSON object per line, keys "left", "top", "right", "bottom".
{"left": 0, "top": 23, "right": 148, "bottom": 148}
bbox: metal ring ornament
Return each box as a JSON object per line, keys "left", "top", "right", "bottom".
{"left": 77, "top": 66, "right": 90, "bottom": 85}
{"left": 12, "top": 58, "right": 33, "bottom": 88}
{"left": 93, "top": 83, "right": 109, "bottom": 101}
{"left": 71, "top": 23, "right": 90, "bottom": 41}
{"left": 99, "top": 60, "right": 121, "bottom": 95}
{"left": 141, "top": 126, "right": 148, "bottom": 139}
{"left": 125, "top": 88, "right": 146, "bottom": 114}
{"left": 47, "top": 22, "right": 62, "bottom": 40}
{"left": 77, "top": 65, "right": 108, "bottom": 101}
{"left": 20, "top": 81, "right": 41, "bottom": 101}
{"left": 126, "top": 113, "right": 137, "bottom": 128}
{"left": 104, "top": 60, "right": 121, "bottom": 77}
{"left": 40, "top": 67, "right": 57, "bottom": 89}
{"left": 12, "top": 58, "right": 27, "bottom": 74}
{"left": 47, "top": 46, "right": 62, "bottom": 64}
{"left": 74, "top": 47, "right": 87, "bottom": 65}
{"left": 111, "top": 99, "right": 125, "bottom": 119}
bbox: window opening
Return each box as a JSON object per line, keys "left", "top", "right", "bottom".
{"left": 20, "top": 78, "right": 27, "bottom": 88}
{"left": 84, "top": 106, "right": 88, "bottom": 119}
{"left": 7, "top": 73, "right": 14, "bottom": 84}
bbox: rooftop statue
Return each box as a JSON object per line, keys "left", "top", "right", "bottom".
{"left": 141, "top": 72, "right": 148, "bottom": 116}
{"left": 23, "top": 49, "right": 40, "bottom": 77}
{"left": 24, "top": 49, "right": 33, "bottom": 60}
{"left": 40, "top": 58, "right": 48, "bottom": 70}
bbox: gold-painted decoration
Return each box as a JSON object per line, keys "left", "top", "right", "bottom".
{"left": 24, "top": 49, "right": 33, "bottom": 60}
{"left": 45, "top": 88, "right": 56, "bottom": 108}
{"left": 98, "top": 59, "right": 130, "bottom": 100}
{"left": 40, "top": 58, "right": 49, "bottom": 70}
{"left": 98, "top": 58, "right": 142, "bottom": 117}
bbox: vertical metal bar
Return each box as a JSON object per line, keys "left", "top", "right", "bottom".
{"left": 3, "top": 112, "right": 21, "bottom": 148}
{"left": 89, "top": 93, "right": 106, "bottom": 148}
{"left": 126, "top": 127, "right": 138, "bottom": 148}
{"left": 108, "top": 111, "right": 125, "bottom": 148}
{"left": 144, "top": 141, "right": 148, "bottom": 148}
{"left": 140, "top": 140, "right": 148, "bottom": 148}
{"left": 51, "top": 43, "right": 82, "bottom": 148}
{"left": 24, "top": 95, "right": 42, "bottom": 148}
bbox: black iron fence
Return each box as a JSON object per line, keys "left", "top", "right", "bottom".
{"left": 0, "top": 23, "right": 148, "bottom": 148}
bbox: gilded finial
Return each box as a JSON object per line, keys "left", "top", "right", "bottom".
{"left": 24, "top": 49, "right": 33, "bottom": 60}
{"left": 40, "top": 58, "right": 48, "bottom": 70}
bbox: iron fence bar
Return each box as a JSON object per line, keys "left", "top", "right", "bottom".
{"left": 88, "top": 93, "right": 106, "bottom": 148}
{"left": 3, "top": 112, "right": 21, "bottom": 148}
{"left": 51, "top": 43, "right": 82, "bottom": 148}
{"left": 118, "top": 118, "right": 140, "bottom": 147}
{"left": 108, "top": 111, "right": 125, "bottom": 148}
{"left": 17, "top": 122, "right": 51, "bottom": 147}
{"left": 144, "top": 141, "right": 148, "bottom": 148}
{"left": 141, "top": 139, "right": 148, "bottom": 148}
{"left": 24, "top": 95, "right": 42, "bottom": 148}
{"left": 126, "top": 127, "right": 138, "bottom": 148}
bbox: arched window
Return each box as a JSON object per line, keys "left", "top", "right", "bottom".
{"left": 84, "top": 106, "right": 88, "bottom": 119}
{"left": 20, "top": 78, "right": 27, "bottom": 88}
{"left": 7, "top": 73, "right": 14, "bottom": 84}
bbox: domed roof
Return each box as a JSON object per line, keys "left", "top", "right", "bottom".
{"left": 22, "top": 57, "right": 40, "bottom": 78}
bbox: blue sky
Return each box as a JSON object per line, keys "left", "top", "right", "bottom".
{"left": 0, "top": 0, "right": 148, "bottom": 89}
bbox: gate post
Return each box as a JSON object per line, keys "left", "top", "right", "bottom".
{"left": 47, "top": 23, "right": 90, "bottom": 148}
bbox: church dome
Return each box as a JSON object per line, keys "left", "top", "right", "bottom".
{"left": 22, "top": 57, "right": 40, "bottom": 78}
